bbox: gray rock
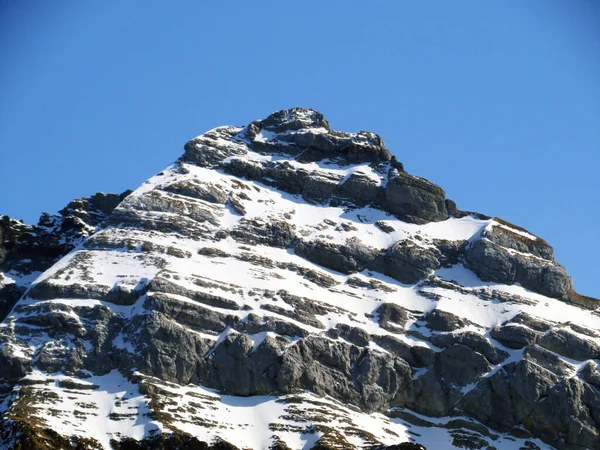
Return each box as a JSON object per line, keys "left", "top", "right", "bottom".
{"left": 294, "top": 239, "right": 378, "bottom": 274}
{"left": 458, "top": 360, "right": 559, "bottom": 431}
{"left": 431, "top": 239, "right": 467, "bottom": 267}
{"left": 301, "top": 171, "right": 344, "bottom": 203}
{"left": 465, "top": 238, "right": 573, "bottom": 299}
{"left": 538, "top": 328, "right": 600, "bottom": 361}
{"left": 108, "top": 208, "right": 211, "bottom": 238}
{"left": 0, "top": 283, "right": 26, "bottom": 322}
{"left": 58, "top": 191, "right": 129, "bottom": 227}
{"left": 27, "top": 281, "right": 111, "bottom": 302}
{"left": 376, "top": 303, "right": 409, "bottom": 331}
{"left": 0, "top": 345, "right": 32, "bottom": 382}
{"left": 394, "top": 344, "right": 492, "bottom": 417}
{"left": 144, "top": 293, "right": 235, "bottom": 333}
{"left": 484, "top": 219, "right": 554, "bottom": 260}
{"left": 523, "top": 345, "right": 573, "bottom": 376}
{"left": 424, "top": 310, "right": 468, "bottom": 332}
{"left": 578, "top": 361, "right": 600, "bottom": 390}
{"left": 19, "top": 305, "right": 86, "bottom": 338}
{"left": 345, "top": 132, "right": 392, "bottom": 164}
{"left": 490, "top": 324, "right": 542, "bottom": 349}
{"left": 236, "top": 313, "right": 309, "bottom": 338}
{"left": 230, "top": 219, "right": 296, "bottom": 248}
{"left": 223, "top": 157, "right": 267, "bottom": 181}
{"left": 199, "top": 333, "right": 412, "bottom": 413}
{"left": 506, "top": 313, "right": 552, "bottom": 332}
{"left": 374, "top": 335, "right": 435, "bottom": 367}
{"left": 326, "top": 324, "right": 370, "bottom": 347}
{"left": 149, "top": 277, "right": 240, "bottom": 311}
{"left": 205, "top": 333, "right": 286, "bottom": 396}
{"left": 105, "top": 280, "right": 149, "bottom": 306}
{"left": 0, "top": 189, "right": 128, "bottom": 321}
{"left": 374, "top": 221, "right": 395, "bottom": 233}
{"left": 393, "top": 376, "right": 458, "bottom": 418}
{"left": 267, "top": 162, "right": 307, "bottom": 195}
{"left": 371, "top": 241, "right": 441, "bottom": 284}
{"left": 434, "top": 343, "right": 491, "bottom": 387}
{"left": 258, "top": 108, "right": 330, "bottom": 133}
{"left": 182, "top": 126, "right": 246, "bottom": 167}
{"left": 260, "top": 303, "right": 324, "bottom": 329}
{"left": 429, "top": 331, "right": 508, "bottom": 365}
{"left": 121, "top": 191, "right": 221, "bottom": 226}
{"left": 338, "top": 172, "right": 381, "bottom": 204}
{"left": 161, "top": 179, "right": 229, "bottom": 204}
{"left": 445, "top": 199, "right": 458, "bottom": 217}
{"left": 278, "top": 336, "right": 412, "bottom": 412}
{"left": 528, "top": 377, "right": 600, "bottom": 449}
{"left": 567, "top": 323, "right": 599, "bottom": 338}
{"left": 274, "top": 290, "right": 340, "bottom": 329}
{"left": 128, "top": 312, "right": 214, "bottom": 384}
{"left": 381, "top": 172, "right": 448, "bottom": 223}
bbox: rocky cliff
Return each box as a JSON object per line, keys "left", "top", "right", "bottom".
{"left": 0, "top": 108, "right": 598, "bottom": 450}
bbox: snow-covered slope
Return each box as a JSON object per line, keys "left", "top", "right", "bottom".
{"left": 0, "top": 192, "right": 130, "bottom": 322}
{"left": 0, "top": 108, "right": 598, "bottom": 450}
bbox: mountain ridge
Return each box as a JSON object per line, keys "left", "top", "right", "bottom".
{"left": 0, "top": 108, "right": 598, "bottom": 449}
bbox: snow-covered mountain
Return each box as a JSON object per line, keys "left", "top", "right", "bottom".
{"left": 1, "top": 108, "right": 598, "bottom": 450}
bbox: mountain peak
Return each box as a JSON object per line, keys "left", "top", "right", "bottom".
{"left": 259, "top": 107, "right": 330, "bottom": 133}
{"left": 0, "top": 110, "right": 598, "bottom": 449}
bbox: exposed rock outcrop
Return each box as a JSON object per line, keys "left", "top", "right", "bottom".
{"left": 0, "top": 190, "right": 129, "bottom": 321}
{"left": 466, "top": 221, "right": 573, "bottom": 299}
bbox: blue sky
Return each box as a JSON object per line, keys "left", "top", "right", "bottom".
{"left": 1, "top": 1, "right": 599, "bottom": 297}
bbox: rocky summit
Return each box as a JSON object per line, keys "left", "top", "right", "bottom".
{"left": 0, "top": 108, "right": 598, "bottom": 450}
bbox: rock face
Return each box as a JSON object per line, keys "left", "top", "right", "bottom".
{"left": 0, "top": 108, "right": 598, "bottom": 450}
{"left": 465, "top": 219, "right": 573, "bottom": 299}
{"left": 0, "top": 190, "right": 130, "bottom": 321}
{"left": 381, "top": 172, "right": 449, "bottom": 223}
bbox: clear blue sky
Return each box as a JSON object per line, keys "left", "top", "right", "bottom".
{"left": 1, "top": 1, "right": 599, "bottom": 297}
